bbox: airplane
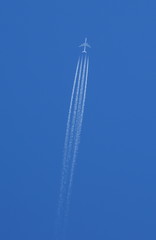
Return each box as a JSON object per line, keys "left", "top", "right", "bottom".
{"left": 79, "top": 38, "right": 91, "bottom": 53}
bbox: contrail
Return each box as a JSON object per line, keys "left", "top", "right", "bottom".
{"left": 59, "top": 56, "right": 85, "bottom": 235}
{"left": 65, "top": 57, "right": 83, "bottom": 179}
{"left": 56, "top": 57, "right": 80, "bottom": 231}
{"left": 64, "top": 56, "right": 89, "bottom": 226}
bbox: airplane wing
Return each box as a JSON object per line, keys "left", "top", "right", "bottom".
{"left": 79, "top": 43, "right": 91, "bottom": 48}
{"left": 86, "top": 43, "right": 91, "bottom": 48}
{"left": 79, "top": 44, "right": 84, "bottom": 47}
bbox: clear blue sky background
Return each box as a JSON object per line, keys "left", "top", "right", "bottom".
{"left": 0, "top": 1, "right": 156, "bottom": 239}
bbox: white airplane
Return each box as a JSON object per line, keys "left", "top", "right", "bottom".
{"left": 79, "top": 38, "right": 91, "bottom": 53}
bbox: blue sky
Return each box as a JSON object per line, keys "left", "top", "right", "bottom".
{"left": 0, "top": 0, "right": 156, "bottom": 239}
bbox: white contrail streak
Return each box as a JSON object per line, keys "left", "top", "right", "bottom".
{"left": 60, "top": 57, "right": 84, "bottom": 234}
{"left": 56, "top": 57, "right": 80, "bottom": 226}
{"left": 64, "top": 56, "right": 89, "bottom": 222}
{"left": 65, "top": 57, "right": 83, "bottom": 179}
{"left": 55, "top": 54, "right": 89, "bottom": 240}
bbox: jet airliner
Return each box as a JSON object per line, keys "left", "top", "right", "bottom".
{"left": 79, "top": 38, "right": 91, "bottom": 53}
